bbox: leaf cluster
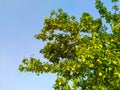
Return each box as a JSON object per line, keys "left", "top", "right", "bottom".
{"left": 19, "top": 0, "right": 120, "bottom": 90}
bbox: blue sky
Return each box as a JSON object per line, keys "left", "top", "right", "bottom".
{"left": 0, "top": 0, "right": 118, "bottom": 90}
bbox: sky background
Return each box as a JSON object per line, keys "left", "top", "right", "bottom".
{"left": 0, "top": 0, "right": 119, "bottom": 90}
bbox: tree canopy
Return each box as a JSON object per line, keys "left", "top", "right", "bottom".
{"left": 19, "top": 0, "right": 120, "bottom": 89}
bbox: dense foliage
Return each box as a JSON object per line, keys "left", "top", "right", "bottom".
{"left": 19, "top": 0, "right": 120, "bottom": 89}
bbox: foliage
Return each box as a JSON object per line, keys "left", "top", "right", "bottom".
{"left": 19, "top": 0, "right": 120, "bottom": 89}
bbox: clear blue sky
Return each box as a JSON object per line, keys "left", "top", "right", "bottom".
{"left": 0, "top": 0, "right": 118, "bottom": 90}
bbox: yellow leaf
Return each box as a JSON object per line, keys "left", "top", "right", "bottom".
{"left": 98, "top": 72, "right": 102, "bottom": 77}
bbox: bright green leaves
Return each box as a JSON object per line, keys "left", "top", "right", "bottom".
{"left": 39, "top": 33, "right": 77, "bottom": 63}
{"left": 80, "top": 13, "right": 102, "bottom": 32}
{"left": 95, "top": 0, "right": 120, "bottom": 27}
{"left": 19, "top": 1, "right": 120, "bottom": 90}
{"left": 35, "top": 8, "right": 80, "bottom": 42}
{"left": 19, "top": 57, "right": 53, "bottom": 75}
{"left": 80, "top": 13, "right": 93, "bottom": 32}
{"left": 92, "top": 85, "right": 107, "bottom": 90}
{"left": 34, "top": 9, "right": 80, "bottom": 64}
{"left": 95, "top": 0, "right": 112, "bottom": 23}
{"left": 111, "top": 13, "right": 120, "bottom": 34}
{"left": 75, "top": 26, "right": 120, "bottom": 89}
{"left": 50, "top": 10, "right": 55, "bottom": 16}
{"left": 58, "top": 8, "right": 63, "bottom": 13}
{"left": 71, "top": 79, "right": 80, "bottom": 89}
{"left": 54, "top": 77, "right": 70, "bottom": 90}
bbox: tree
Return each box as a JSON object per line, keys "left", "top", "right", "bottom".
{"left": 19, "top": 0, "right": 120, "bottom": 89}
